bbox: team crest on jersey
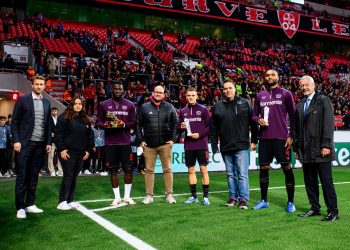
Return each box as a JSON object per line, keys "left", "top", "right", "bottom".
{"left": 183, "top": 113, "right": 188, "bottom": 116}
{"left": 108, "top": 106, "right": 113, "bottom": 109}
{"left": 122, "top": 105, "right": 127, "bottom": 110}
{"left": 262, "top": 96, "right": 266, "bottom": 99}
{"left": 149, "top": 112, "right": 153, "bottom": 114}
{"left": 196, "top": 111, "right": 201, "bottom": 115}
{"left": 276, "top": 94, "right": 282, "bottom": 99}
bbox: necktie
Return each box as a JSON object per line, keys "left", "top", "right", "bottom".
{"left": 304, "top": 99, "right": 310, "bottom": 117}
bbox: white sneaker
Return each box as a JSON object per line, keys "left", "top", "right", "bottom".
{"left": 68, "top": 202, "right": 79, "bottom": 209}
{"left": 57, "top": 201, "right": 72, "bottom": 210}
{"left": 50, "top": 172, "right": 56, "bottom": 177}
{"left": 17, "top": 209, "right": 26, "bottom": 219}
{"left": 110, "top": 199, "right": 123, "bottom": 206}
{"left": 123, "top": 198, "right": 136, "bottom": 205}
{"left": 142, "top": 195, "right": 154, "bottom": 205}
{"left": 25, "top": 205, "right": 43, "bottom": 213}
{"left": 4, "top": 172, "right": 11, "bottom": 178}
{"left": 166, "top": 194, "right": 176, "bottom": 204}
{"left": 0, "top": 172, "right": 3, "bottom": 178}
{"left": 84, "top": 170, "right": 92, "bottom": 175}
{"left": 57, "top": 172, "right": 63, "bottom": 177}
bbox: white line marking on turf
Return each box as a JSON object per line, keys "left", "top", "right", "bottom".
{"left": 91, "top": 203, "right": 128, "bottom": 212}
{"left": 78, "top": 181, "right": 350, "bottom": 204}
{"left": 77, "top": 203, "right": 157, "bottom": 250}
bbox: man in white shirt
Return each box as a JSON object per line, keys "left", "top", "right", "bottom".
{"left": 48, "top": 107, "right": 63, "bottom": 176}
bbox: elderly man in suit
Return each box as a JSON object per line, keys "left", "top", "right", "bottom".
{"left": 12, "top": 75, "right": 52, "bottom": 219}
{"left": 294, "top": 75, "right": 339, "bottom": 222}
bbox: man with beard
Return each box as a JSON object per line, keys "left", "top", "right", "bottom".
{"left": 252, "top": 69, "right": 296, "bottom": 213}
{"left": 12, "top": 75, "right": 52, "bottom": 219}
{"left": 136, "top": 85, "right": 179, "bottom": 204}
{"left": 97, "top": 82, "right": 137, "bottom": 206}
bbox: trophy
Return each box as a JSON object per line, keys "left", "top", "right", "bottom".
{"left": 184, "top": 118, "right": 192, "bottom": 136}
{"left": 104, "top": 112, "right": 125, "bottom": 128}
{"left": 263, "top": 106, "right": 269, "bottom": 126}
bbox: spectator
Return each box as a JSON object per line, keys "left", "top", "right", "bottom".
{"left": 47, "top": 54, "right": 59, "bottom": 78}
{"left": 83, "top": 82, "right": 96, "bottom": 116}
{"left": 4, "top": 54, "right": 15, "bottom": 69}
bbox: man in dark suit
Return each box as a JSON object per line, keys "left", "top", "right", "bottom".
{"left": 12, "top": 75, "right": 52, "bottom": 219}
{"left": 294, "top": 75, "right": 339, "bottom": 222}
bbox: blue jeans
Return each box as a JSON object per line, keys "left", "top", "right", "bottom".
{"left": 222, "top": 150, "right": 249, "bottom": 201}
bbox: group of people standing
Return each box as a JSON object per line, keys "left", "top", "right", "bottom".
{"left": 12, "top": 69, "right": 339, "bottom": 222}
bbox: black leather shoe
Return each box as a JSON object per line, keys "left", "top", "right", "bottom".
{"left": 321, "top": 213, "right": 339, "bottom": 222}
{"left": 298, "top": 210, "right": 321, "bottom": 217}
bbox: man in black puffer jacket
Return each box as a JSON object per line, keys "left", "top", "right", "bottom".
{"left": 136, "top": 85, "right": 179, "bottom": 205}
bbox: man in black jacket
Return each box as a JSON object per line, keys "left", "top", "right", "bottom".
{"left": 12, "top": 75, "right": 52, "bottom": 219}
{"left": 136, "top": 85, "right": 179, "bottom": 204}
{"left": 210, "top": 79, "right": 258, "bottom": 209}
{"left": 294, "top": 75, "right": 339, "bottom": 221}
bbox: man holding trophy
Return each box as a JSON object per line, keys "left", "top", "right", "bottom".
{"left": 252, "top": 69, "right": 296, "bottom": 213}
{"left": 179, "top": 87, "right": 211, "bottom": 206}
{"left": 97, "top": 82, "right": 137, "bottom": 206}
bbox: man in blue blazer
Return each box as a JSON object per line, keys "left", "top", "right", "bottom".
{"left": 12, "top": 75, "right": 52, "bottom": 219}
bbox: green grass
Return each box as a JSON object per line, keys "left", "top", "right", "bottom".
{"left": 1, "top": 168, "right": 349, "bottom": 250}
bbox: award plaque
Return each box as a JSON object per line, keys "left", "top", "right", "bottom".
{"left": 184, "top": 118, "right": 192, "bottom": 136}
{"left": 263, "top": 106, "right": 269, "bottom": 126}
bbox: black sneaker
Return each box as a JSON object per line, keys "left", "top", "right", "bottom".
{"left": 239, "top": 199, "right": 248, "bottom": 209}
{"left": 225, "top": 198, "right": 238, "bottom": 207}
{"left": 321, "top": 213, "right": 339, "bottom": 222}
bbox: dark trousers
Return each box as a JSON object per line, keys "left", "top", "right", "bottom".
{"left": 303, "top": 162, "right": 338, "bottom": 214}
{"left": 85, "top": 99, "right": 94, "bottom": 116}
{"left": 15, "top": 141, "right": 45, "bottom": 210}
{"left": 0, "top": 148, "right": 8, "bottom": 174}
{"left": 59, "top": 153, "right": 84, "bottom": 203}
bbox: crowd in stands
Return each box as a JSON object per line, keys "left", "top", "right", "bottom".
{"left": 1, "top": 13, "right": 350, "bottom": 130}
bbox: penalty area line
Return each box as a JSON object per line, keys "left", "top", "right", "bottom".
{"left": 78, "top": 181, "right": 350, "bottom": 204}
{"left": 76, "top": 203, "right": 157, "bottom": 250}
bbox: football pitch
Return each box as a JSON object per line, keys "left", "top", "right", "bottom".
{"left": 1, "top": 167, "right": 349, "bottom": 250}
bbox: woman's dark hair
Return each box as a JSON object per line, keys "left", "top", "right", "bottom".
{"left": 63, "top": 97, "right": 90, "bottom": 125}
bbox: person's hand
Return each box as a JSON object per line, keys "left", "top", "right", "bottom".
{"left": 166, "top": 140, "right": 174, "bottom": 146}
{"left": 321, "top": 148, "right": 330, "bottom": 158}
{"left": 14, "top": 142, "right": 21, "bottom": 153}
{"left": 93, "top": 147, "right": 96, "bottom": 153}
{"left": 211, "top": 145, "right": 219, "bottom": 154}
{"left": 250, "top": 143, "right": 256, "bottom": 151}
{"left": 258, "top": 118, "right": 267, "bottom": 127}
{"left": 46, "top": 145, "right": 52, "bottom": 153}
{"left": 180, "top": 122, "right": 186, "bottom": 129}
{"left": 141, "top": 141, "right": 147, "bottom": 147}
{"left": 285, "top": 137, "right": 293, "bottom": 150}
{"left": 294, "top": 151, "right": 299, "bottom": 160}
{"left": 60, "top": 150, "right": 70, "bottom": 161}
{"left": 189, "top": 133, "right": 199, "bottom": 139}
{"left": 83, "top": 151, "right": 90, "bottom": 161}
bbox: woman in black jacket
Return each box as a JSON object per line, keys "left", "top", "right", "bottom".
{"left": 55, "top": 97, "right": 93, "bottom": 210}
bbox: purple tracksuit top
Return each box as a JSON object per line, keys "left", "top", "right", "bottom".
{"left": 252, "top": 86, "right": 295, "bottom": 140}
{"left": 97, "top": 98, "right": 136, "bottom": 145}
{"left": 179, "top": 103, "right": 210, "bottom": 151}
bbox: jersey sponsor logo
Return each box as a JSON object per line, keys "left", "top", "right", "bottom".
{"left": 188, "top": 117, "right": 202, "bottom": 122}
{"left": 276, "top": 94, "right": 282, "bottom": 99}
{"left": 122, "top": 105, "right": 127, "bottom": 110}
{"left": 109, "top": 111, "right": 129, "bottom": 116}
{"left": 196, "top": 111, "right": 202, "bottom": 115}
{"left": 260, "top": 100, "right": 283, "bottom": 106}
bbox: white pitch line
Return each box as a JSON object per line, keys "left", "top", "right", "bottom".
{"left": 77, "top": 203, "right": 157, "bottom": 250}
{"left": 91, "top": 203, "right": 128, "bottom": 212}
{"left": 78, "top": 181, "right": 350, "bottom": 204}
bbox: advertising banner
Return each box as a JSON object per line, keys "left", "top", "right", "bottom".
{"left": 154, "top": 131, "right": 350, "bottom": 173}
{"left": 96, "top": 0, "right": 350, "bottom": 40}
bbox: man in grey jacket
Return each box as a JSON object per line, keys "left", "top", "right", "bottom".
{"left": 294, "top": 75, "right": 339, "bottom": 222}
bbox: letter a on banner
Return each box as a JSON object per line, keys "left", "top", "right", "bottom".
{"left": 277, "top": 10, "right": 300, "bottom": 39}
